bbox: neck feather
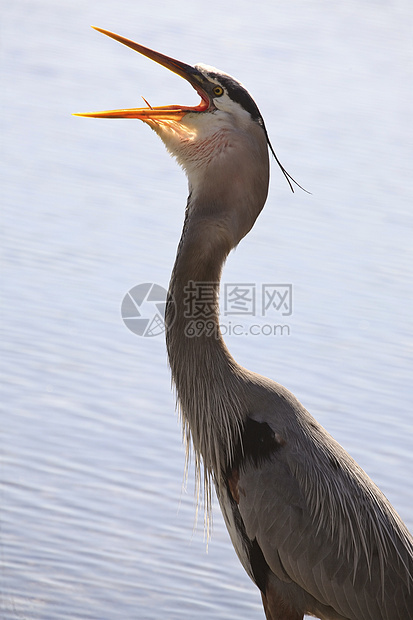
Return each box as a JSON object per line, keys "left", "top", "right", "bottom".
{"left": 165, "top": 197, "right": 249, "bottom": 504}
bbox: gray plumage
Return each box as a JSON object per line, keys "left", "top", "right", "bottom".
{"left": 78, "top": 28, "right": 413, "bottom": 620}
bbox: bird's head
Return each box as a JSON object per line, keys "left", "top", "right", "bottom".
{"left": 76, "top": 28, "right": 302, "bottom": 245}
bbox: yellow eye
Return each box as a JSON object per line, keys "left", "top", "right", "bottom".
{"left": 213, "top": 86, "right": 224, "bottom": 97}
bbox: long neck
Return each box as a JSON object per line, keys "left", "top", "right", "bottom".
{"left": 165, "top": 197, "right": 249, "bottom": 491}
{"left": 164, "top": 122, "right": 270, "bottom": 501}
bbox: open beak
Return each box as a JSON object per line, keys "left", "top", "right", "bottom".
{"left": 74, "top": 27, "right": 211, "bottom": 121}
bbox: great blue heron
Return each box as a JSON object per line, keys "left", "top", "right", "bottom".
{"left": 76, "top": 28, "right": 413, "bottom": 620}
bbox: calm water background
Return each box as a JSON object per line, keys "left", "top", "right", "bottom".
{"left": 1, "top": 1, "right": 412, "bottom": 618}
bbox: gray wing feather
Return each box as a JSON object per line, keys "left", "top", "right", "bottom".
{"left": 237, "top": 394, "right": 413, "bottom": 620}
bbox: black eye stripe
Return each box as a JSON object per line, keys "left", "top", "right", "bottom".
{"left": 207, "top": 72, "right": 262, "bottom": 122}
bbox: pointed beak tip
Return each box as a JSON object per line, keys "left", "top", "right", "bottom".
{"left": 91, "top": 25, "right": 107, "bottom": 36}
{"left": 72, "top": 112, "right": 94, "bottom": 118}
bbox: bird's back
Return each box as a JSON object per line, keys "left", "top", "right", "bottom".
{"left": 218, "top": 375, "right": 413, "bottom": 620}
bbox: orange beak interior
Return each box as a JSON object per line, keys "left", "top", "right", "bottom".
{"left": 74, "top": 27, "right": 211, "bottom": 121}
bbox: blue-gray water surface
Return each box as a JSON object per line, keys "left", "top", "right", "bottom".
{"left": 2, "top": 1, "right": 412, "bottom": 618}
